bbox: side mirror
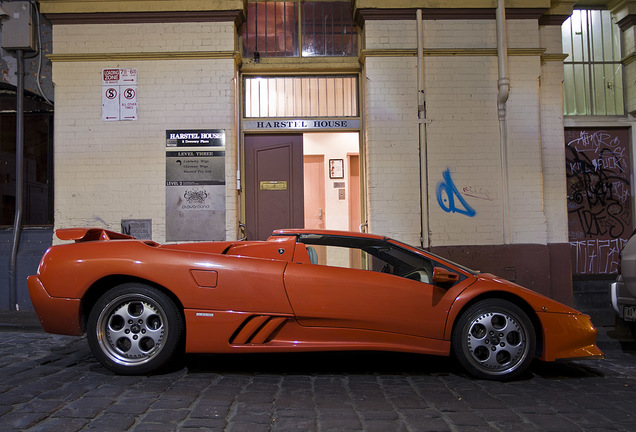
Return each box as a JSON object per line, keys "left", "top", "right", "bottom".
{"left": 433, "top": 267, "right": 459, "bottom": 286}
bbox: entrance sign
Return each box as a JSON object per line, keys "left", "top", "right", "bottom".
{"left": 102, "top": 68, "right": 137, "bottom": 121}
{"left": 166, "top": 129, "right": 225, "bottom": 147}
{"left": 243, "top": 119, "right": 360, "bottom": 131}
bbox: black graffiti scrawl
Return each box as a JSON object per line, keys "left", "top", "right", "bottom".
{"left": 565, "top": 128, "right": 632, "bottom": 275}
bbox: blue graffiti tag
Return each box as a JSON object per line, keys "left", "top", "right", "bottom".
{"left": 436, "top": 169, "right": 476, "bottom": 217}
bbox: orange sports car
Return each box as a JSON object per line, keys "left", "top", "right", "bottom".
{"left": 28, "top": 228, "right": 602, "bottom": 380}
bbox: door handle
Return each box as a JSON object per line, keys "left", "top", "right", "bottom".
{"left": 315, "top": 208, "right": 323, "bottom": 219}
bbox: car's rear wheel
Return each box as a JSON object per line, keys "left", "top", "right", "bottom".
{"left": 87, "top": 283, "right": 184, "bottom": 375}
{"left": 452, "top": 299, "right": 536, "bottom": 381}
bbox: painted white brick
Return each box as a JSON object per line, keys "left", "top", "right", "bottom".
{"left": 421, "top": 20, "right": 495, "bottom": 49}
{"left": 365, "top": 21, "right": 417, "bottom": 49}
{"left": 364, "top": 56, "right": 421, "bottom": 245}
{"left": 538, "top": 31, "right": 572, "bottom": 244}
{"left": 52, "top": 23, "right": 237, "bottom": 243}
{"left": 52, "top": 22, "right": 235, "bottom": 53}
{"left": 364, "top": 17, "right": 556, "bottom": 248}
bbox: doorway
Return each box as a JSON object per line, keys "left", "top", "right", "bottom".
{"left": 244, "top": 134, "right": 304, "bottom": 240}
{"left": 244, "top": 132, "right": 360, "bottom": 240}
{"left": 303, "top": 155, "right": 326, "bottom": 230}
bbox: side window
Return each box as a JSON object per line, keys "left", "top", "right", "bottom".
{"left": 304, "top": 241, "right": 435, "bottom": 284}
{"left": 306, "top": 244, "right": 371, "bottom": 270}
{"left": 372, "top": 245, "right": 434, "bottom": 284}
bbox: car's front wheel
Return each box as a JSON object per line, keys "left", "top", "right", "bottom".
{"left": 87, "top": 283, "right": 184, "bottom": 375}
{"left": 452, "top": 299, "right": 536, "bottom": 381}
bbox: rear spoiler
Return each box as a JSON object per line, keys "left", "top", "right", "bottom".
{"left": 56, "top": 228, "right": 135, "bottom": 243}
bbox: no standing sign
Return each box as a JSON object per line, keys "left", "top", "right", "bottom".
{"left": 102, "top": 68, "right": 138, "bottom": 121}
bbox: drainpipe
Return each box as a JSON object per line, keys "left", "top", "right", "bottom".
{"left": 417, "top": 9, "right": 430, "bottom": 248}
{"left": 235, "top": 70, "right": 245, "bottom": 240}
{"left": 496, "top": 0, "right": 511, "bottom": 244}
{"left": 9, "top": 49, "right": 25, "bottom": 311}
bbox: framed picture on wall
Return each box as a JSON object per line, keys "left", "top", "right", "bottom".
{"left": 329, "top": 159, "right": 344, "bottom": 179}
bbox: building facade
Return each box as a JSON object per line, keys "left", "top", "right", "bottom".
{"left": 3, "top": 0, "right": 636, "bottom": 309}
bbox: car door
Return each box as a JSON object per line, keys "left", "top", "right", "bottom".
{"left": 283, "top": 239, "right": 453, "bottom": 340}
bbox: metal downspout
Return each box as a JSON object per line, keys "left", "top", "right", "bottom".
{"left": 496, "top": 0, "right": 511, "bottom": 244}
{"left": 9, "top": 49, "right": 25, "bottom": 311}
{"left": 417, "top": 9, "right": 430, "bottom": 248}
{"left": 236, "top": 70, "right": 246, "bottom": 240}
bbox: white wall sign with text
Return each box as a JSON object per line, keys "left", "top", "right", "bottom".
{"left": 102, "top": 68, "right": 138, "bottom": 121}
{"left": 242, "top": 119, "right": 360, "bottom": 131}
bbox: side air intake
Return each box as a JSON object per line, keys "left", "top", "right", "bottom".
{"left": 230, "top": 315, "right": 288, "bottom": 345}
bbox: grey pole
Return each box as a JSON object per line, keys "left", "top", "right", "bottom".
{"left": 9, "top": 48, "right": 25, "bottom": 311}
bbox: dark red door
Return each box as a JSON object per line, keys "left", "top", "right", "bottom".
{"left": 244, "top": 135, "right": 304, "bottom": 240}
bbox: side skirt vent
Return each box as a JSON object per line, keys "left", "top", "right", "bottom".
{"left": 230, "top": 315, "right": 288, "bottom": 345}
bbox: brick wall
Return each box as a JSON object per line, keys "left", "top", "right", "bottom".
{"left": 52, "top": 22, "right": 236, "bottom": 53}
{"left": 51, "top": 22, "right": 237, "bottom": 243}
{"left": 506, "top": 54, "right": 547, "bottom": 245}
{"left": 49, "top": 13, "right": 572, "bottom": 255}
{"left": 539, "top": 25, "right": 569, "bottom": 245}
{"left": 363, "top": 18, "right": 567, "bottom": 248}
{"left": 364, "top": 55, "right": 421, "bottom": 246}
{"left": 425, "top": 53, "right": 502, "bottom": 246}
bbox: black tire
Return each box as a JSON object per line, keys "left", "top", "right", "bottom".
{"left": 87, "top": 283, "right": 184, "bottom": 375}
{"left": 452, "top": 299, "right": 536, "bottom": 381}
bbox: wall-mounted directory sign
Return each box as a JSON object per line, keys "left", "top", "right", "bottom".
{"left": 165, "top": 150, "right": 226, "bottom": 186}
{"left": 165, "top": 144, "right": 226, "bottom": 242}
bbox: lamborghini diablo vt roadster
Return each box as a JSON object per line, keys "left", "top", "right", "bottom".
{"left": 28, "top": 228, "right": 603, "bottom": 380}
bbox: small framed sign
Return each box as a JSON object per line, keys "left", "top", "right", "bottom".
{"left": 121, "top": 219, "right": 152, "bottom": 239}
{"left": 329, "top": 159, "right": 344, "bottom": 179}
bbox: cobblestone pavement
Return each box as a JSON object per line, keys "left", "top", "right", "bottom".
{"left": 0, "top": 331, "right": 635, "bottom": 432}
